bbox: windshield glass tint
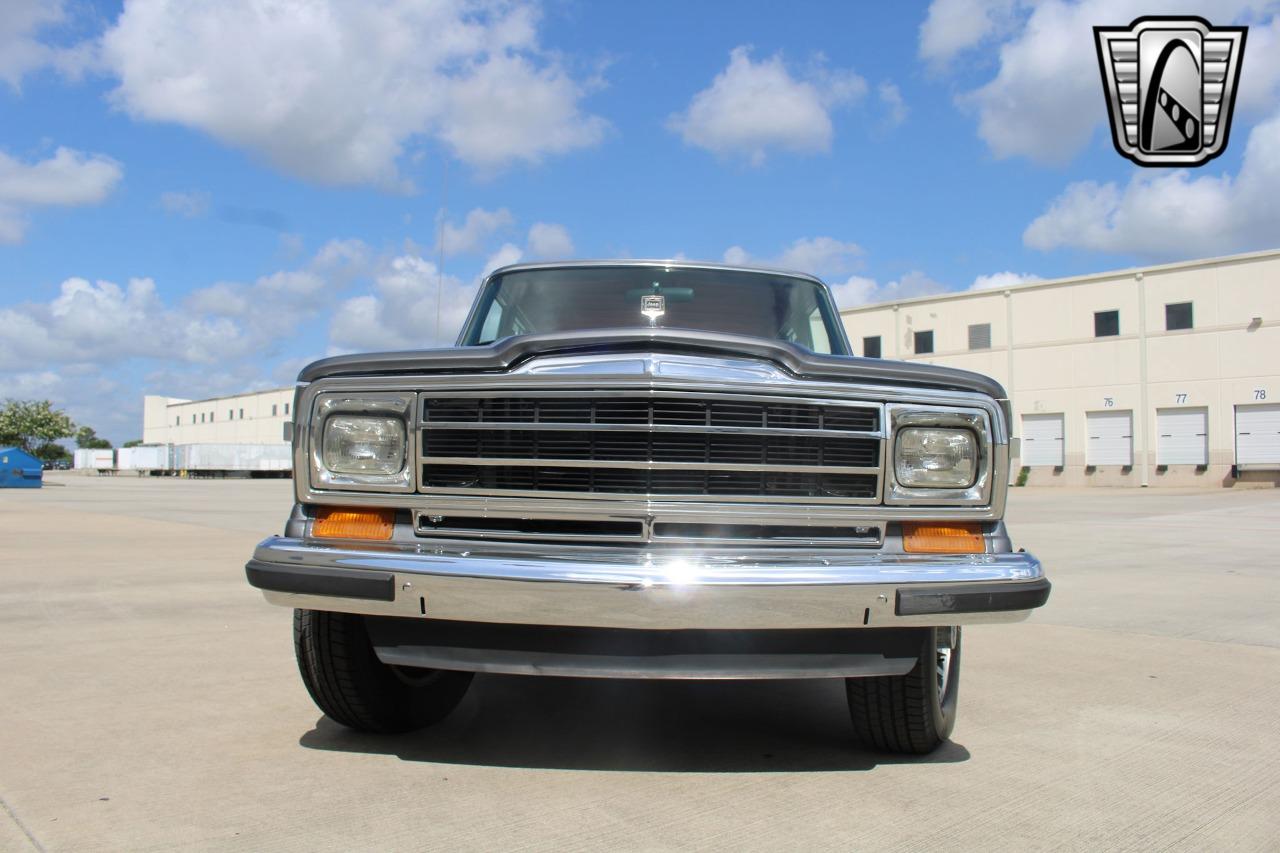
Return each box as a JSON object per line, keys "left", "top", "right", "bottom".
{"left": 462, "top": 266, "right": 847, "bottom": 354}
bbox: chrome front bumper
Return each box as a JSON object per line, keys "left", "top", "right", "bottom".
{"left": 246, "top": 537, "right": 1049, "bottom": 631}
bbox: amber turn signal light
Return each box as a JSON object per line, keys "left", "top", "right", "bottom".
{"left": 901, "top": 522, "right": 984, "bottom": 554}
{"left": 312, "top": 507, "right": 395, "bottom": 540}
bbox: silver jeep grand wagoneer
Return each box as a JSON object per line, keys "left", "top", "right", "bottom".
{"left": 246, "top": 261, "right": 1050, "bottom": 754}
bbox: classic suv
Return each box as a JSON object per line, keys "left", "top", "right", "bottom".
{"left": 245, "top": 261, "right": 1050, "bottom": 754}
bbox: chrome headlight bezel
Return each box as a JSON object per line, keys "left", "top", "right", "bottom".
{"left": 885, "top": 405, "right": 993, "bottom": 506}
{"left": 309, "top": 392, "right": 414, "bottom": 493}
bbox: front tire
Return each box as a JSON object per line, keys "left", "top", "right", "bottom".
{"left": 846, "top": 626, "right": 960, "bottom": 754}
{"left": 293, "top": 609, "right": 473, "bottom": 733}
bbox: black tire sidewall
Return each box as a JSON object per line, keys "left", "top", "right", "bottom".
{"left": 928, "top": 626, "right": 961, "bottom": 742}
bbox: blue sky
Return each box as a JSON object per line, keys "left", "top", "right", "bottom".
{"left": 2, "top": 0, "right": 1279, "bottom": 442}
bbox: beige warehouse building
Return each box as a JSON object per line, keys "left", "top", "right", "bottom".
{"left": 142, "top": 388, "right": 294, "bottom": 446}
{"left": 840, "top": 248, "right": 1280, "bottom": 488}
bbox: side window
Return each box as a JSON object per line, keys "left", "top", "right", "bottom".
{"left": 478, "top": 301, "right": 504, "bottom": 344}
{"left": 805, "top": 307, "right": 831, "bottom": 353}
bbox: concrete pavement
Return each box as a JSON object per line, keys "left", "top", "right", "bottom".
{"left": 1, "top": 475, "right": 1277, "bottom": 851}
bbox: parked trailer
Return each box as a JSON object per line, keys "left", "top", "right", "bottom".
{"left": 73, "top": 449, "right": 116, "bottom": 471}
{"left": 173, "top": 443, "right": 292, "bottom": 477}
{"left": 116, "top": 445, "right": 174, "bottom": 475}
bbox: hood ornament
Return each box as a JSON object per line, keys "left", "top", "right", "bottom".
{"left": 641, "top": 293, "right": 665, "bottom": 321}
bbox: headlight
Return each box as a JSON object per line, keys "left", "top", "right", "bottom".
{"left": 894, "top": 427, "right": 977, "bottom": 488}
{"left": 322, "top": 416, "right": 406, "bottom": 475}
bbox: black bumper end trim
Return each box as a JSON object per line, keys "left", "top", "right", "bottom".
{"left": 895, "top": 578, "right": 1051, "bottom": 617}
{"left": 245, "top": 560, "right": 395, "bottom": 602}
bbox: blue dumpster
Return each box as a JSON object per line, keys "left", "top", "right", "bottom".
{"left": 0, "top": 447, "right": 43, "bottom": 488}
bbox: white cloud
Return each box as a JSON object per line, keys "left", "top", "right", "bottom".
{"left": 918, "top": 0, "right": 1023, "bottom": 66}
{"left": 436, "top": 53, "right": 608, "bottom": 171}
{"left": 437, "top": 207, "right": 513, "bottom": 256}
{"left": 829, "top": 275, "right": 878, "bottom": 308}
{"left": 970, "top": 270, "right": 1041, "bottom": 290}
{"left": 0, "top": 146, "right": 124, "bottom": 244}
{"left": 527, "top": 222, "right": 574, "bottom": 259}
{"left": 830, "top": 271, "right": 949, "bottom": 309}
{"left": 724, "top": 236, "right": 864, "bottom": 278}
{"left": 311, "top": 238, "right": 372, "bottom": 277}
{"left": 0, "top": 276, "right": 238, "bottom": 367}
{"left": 1237, "top": 16, "right": 1280, "bottom": 111}
{"left": 0, "top": 208, "right": 26, "bottom": 244}
{"left": 159, "top": 190, "right": 210, "bottom": 218}
{"left": 328, "top": 234, "right": 543, "bottom": 354}
{"left": 932, "top": 0, "right": 1273, "bottom": 164}
{"left": 0, "top": 0, "right": 96, "bottom": 90}
{"left": 1024, "top": 111, "right": 1280, "bottom": 258}
{"left": 6, "top": 370, "right": 63, "bottom": 398}
{"left": 483, "top": 242, "right": 524, "bottom": 276}
{"left": 878, "top": 82, "right": 908, "bottom": 127}
{"left": 100, "top": 0, "right": 607, "bottom": 188}
{"left": 329, "top": 254, "right": 478, "bottom": 351}
{"left": 184, "top": 283, "right": 248, "bottom": 317}
{"left": 0, "top": 240, "right": 365, "bottom": 374}
{"left": 667, "top": 47, "right": 867, "bottom": 165}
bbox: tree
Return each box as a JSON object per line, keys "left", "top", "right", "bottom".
{"left": 122, "top": 439, "right": 143, "bottom": 448}
{"left": 75, "top": 426, "right": 113, "bottom": 449}
{"left": 0, "top": 400, "right": 76, "bottom": 452}
{"left": 33, "top": 443, "right": 72, "bottom": 464}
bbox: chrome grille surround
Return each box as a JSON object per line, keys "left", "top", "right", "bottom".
{"left": 294, "top": 354, "right": 1011, "bottom": 543}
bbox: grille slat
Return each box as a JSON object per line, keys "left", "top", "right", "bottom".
{"left": 425, "top": 397, "right": 878, "bottom": 433}
{"left": 421, "top": 395, "right": 882, "bottom": 502}
{"left": 425, "top": 429, "right": 878, "bottom": 469}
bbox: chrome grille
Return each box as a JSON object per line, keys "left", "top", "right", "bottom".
{"left": 419, "top": 393, "right": 884, "bottom": 504}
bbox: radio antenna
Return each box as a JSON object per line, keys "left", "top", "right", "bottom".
{"left": 435, "top": 156, "right": 447, "bottom": 345}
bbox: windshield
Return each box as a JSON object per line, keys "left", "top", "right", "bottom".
{"left": 461, "top": 266, "right": 848, "bottom": 354}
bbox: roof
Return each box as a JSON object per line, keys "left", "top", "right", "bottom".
{"left": 157, "top": 386, "right": 293, "bottom": 407}
{"left": 839, "top": 246, "right": 1280, "bottom": 315}
{"left": 485, "top": 259, "right": 826, "bottom": 287}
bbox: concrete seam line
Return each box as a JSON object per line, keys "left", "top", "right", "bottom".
{"left": 0, "top": 796, "right": 45, "bottom": 853}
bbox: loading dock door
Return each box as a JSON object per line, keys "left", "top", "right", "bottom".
{"left": 1156, "top": 407, "right": 1208, "bottom": 466}
{"left": 1235, "top": 403, "right": 1280, "bottom": 468}
{"left": 1021, "top": 414, "right": 1064, "bottom": 467}
{"left": 1086, "top": 410, "right": 1133, "bottom": 466}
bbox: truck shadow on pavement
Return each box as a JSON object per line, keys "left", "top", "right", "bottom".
{"left": 298, "top": 674, "right": 970, "bottom": 772}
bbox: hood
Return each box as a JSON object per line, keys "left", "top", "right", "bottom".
{"left": 298, "top": 328, "right": 1007, "bottom": 399}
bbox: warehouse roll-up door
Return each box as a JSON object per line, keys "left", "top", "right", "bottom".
{"left": 1021, "top": 414, "right": 1064, "bottom": 467}
{"left": 1157, "top": 408, "right": 1207, "bottom": 465}
{"left": 1086, "top": 410, "right": 1133, "bottom": 466}
{"left": 1235, "top": 404, "right": 1280, "bottom": 468}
